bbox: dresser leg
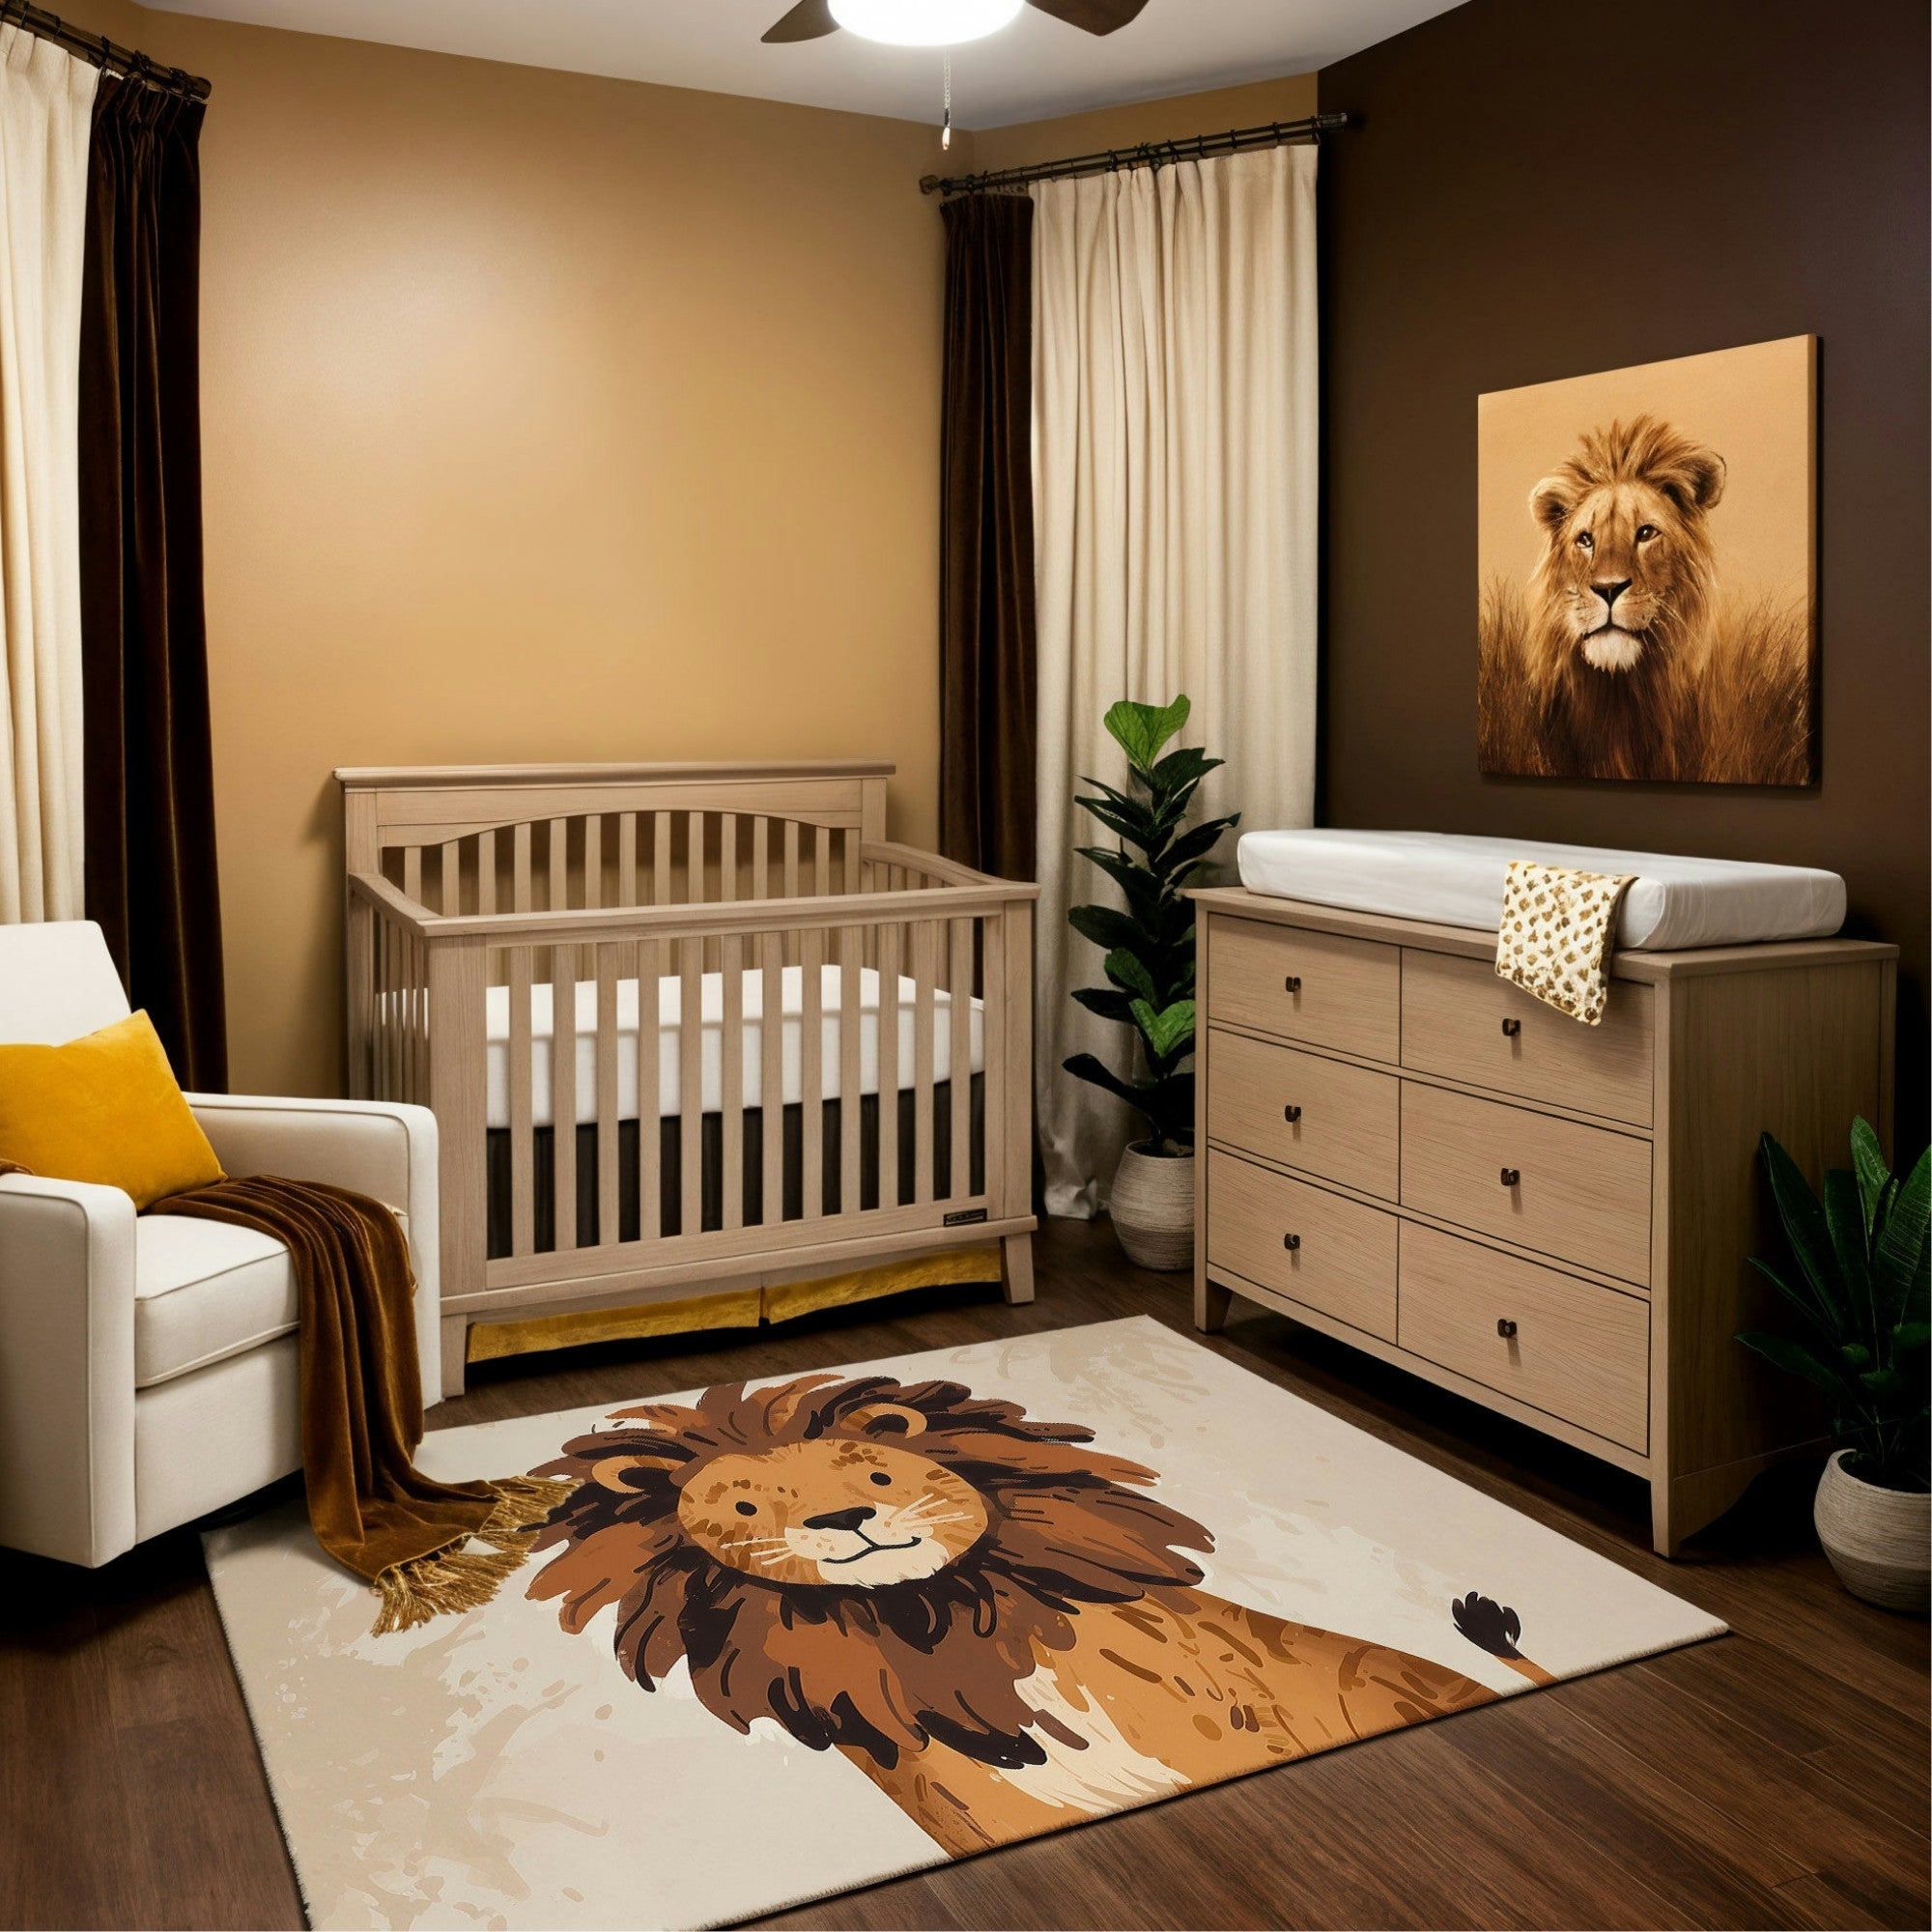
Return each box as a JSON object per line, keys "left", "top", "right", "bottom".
{"left": 1196, "top": 1277, "right": 1234, "bottom": 1333}
{"left": 441, "top": 1315, "right": 469, "bottom": 1400}
{"left": 1650, "top": 1481, "right": 1683, "bottom": 1559}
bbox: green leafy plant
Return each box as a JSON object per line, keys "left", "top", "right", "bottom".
{"left": 1063, "top": 696, "right": 1238, "bottom": 1157}
{"left": 1738, "top": 1120, "right": 1930, "bottom": 1492}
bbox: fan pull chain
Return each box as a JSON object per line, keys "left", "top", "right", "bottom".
{"left": 942, "top": 55, "right": 952, "bottom": 150}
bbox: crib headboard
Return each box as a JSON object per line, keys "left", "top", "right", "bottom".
{"left": 336, "top": 760, "right": 893, "bottom": 916}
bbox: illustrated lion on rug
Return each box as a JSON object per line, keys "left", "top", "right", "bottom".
{"left": 1478, "top": 413, "right": 1811, "bottom": 784}
{"left": 526, "top": 1372, "right": 1552, "bottom": 1855}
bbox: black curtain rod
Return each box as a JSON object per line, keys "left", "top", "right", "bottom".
{"left": 0, "top": 0, "right": 210, "bottom": 99}
{"left": 920, "top": 110, "right": 1347, "bottom": 197}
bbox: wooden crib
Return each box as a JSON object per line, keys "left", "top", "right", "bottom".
{"left": 338, "top": 761, "right": 1037, "bottom": 1394}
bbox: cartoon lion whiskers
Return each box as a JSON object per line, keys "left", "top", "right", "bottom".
{"left": 1479, "top": 412, "right": 1811, "bottom": 783}
{"left": 526, "top": 1372, "right": 1552, "bottom": 1856}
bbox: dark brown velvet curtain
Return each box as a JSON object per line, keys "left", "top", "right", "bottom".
{"left": 78, "top": 77, "right": 226, "bottom": 1090}
{"left": 939, "top": 192, "right": 1037, "bottom": 883}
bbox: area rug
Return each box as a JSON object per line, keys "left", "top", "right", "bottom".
{"left": 204, "top": 1316, "right": 1724, "bottom": 1929}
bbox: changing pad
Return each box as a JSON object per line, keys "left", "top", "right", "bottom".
{"left": 1236, "top": 830, "right": 1845, "bottom": 952}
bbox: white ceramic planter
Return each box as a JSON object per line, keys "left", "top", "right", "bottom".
{"left": 1109, "top": 1143, "right": 1195, "bottom": 1272}
{"left": 1814, "top": 1450, "right": 1931, "bottom": 1613}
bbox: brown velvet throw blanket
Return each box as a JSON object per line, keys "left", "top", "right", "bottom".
{"left": 147, "top": 1176, "right": 570, "bottom": 1633}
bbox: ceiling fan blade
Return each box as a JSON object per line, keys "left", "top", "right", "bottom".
{"left": 1025, "top": 0, "right": 1151, "bottom": 34}
{"left": 762, "top": 0, "right": 839, "bottom": 43}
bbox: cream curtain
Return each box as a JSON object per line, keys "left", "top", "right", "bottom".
{"left": 0, "top": 26, "right": 98, "bottom": 923}
{"left": 1032, "top": 144, "right": 1319, "bottom": 1218}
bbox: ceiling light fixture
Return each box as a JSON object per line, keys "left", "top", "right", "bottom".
{"left": 828, "top": 0, "right": 1025, "bottom": 47}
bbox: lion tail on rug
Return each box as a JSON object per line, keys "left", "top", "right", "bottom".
{"left": 1451, "top": 1589, "right": 1559, "bottom": 1688}
{"left": 372, "top": 1477, "right": 579, "bottom": 1636}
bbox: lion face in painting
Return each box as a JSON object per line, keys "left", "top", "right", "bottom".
{"left": 525, "top": 1372, "right": 1212, "bottom": 1769}
{"left": 674, "top": 1432, "right": 990, "bottom": 1588}
{"left": 1528, "top": 414, "right": 1724, "bottom": 674}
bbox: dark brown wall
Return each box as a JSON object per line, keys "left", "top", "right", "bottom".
{"left": 1319, "top": 0, "right": 1930, "bottom": 1149}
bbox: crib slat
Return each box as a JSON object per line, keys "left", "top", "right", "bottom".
{"left": 842, "top": 828, "right": 861, "bottom": 896}
{"left": 508, "top": 949, "right": 534, "bottom": 1257}
{"left": 981, "top": 909, "right": 1006, "bottom": 1215}
{"left": 478, "top": 830, "right": 497, "bottom": 916}
{"left": 838, "top": 923, "right": 861, "bottom": 1215}
{"left": 440, "top": 841, "right": 460, "bottom": 916}
{"left": 753, "top": 817, "right": 770, "bottom": 902}
{"left": 617, "top": 813, "right": 637, "bottom": 909}
{"left": 407, "top": 929, "right": 423, "bottom": 1103}
{"left": 801, "top": 926, "right": 824, "bottom": 1219}
{"left": 912, "top": 921, "right": 935, "bottom": 1206}
{"left": 375, "top": 917, "right": 391, "bottom": 1097}
{"left": 721, "top": 931, "right": 744, "bottom": 1232}
{"left": 653, "top": 812, "right": 673, "bottom": 906}
{"left": 595, "top": 943, "right": 619, "bottom": 1246}
{"left": 782, "top": 819, "right": 800, "bottom": 899}
{"left": 552, "top": 945, "right": 578, "bottom": 1253}
{"left": 720, "top": 814, "right": 737, "bottom": 903}
{"left": 877, "top": 923, "right": 901, "bottom": 1210}
{"left": 549, "top": 818, "right": 568, "bottom": 914}
{"left": 679, "top": 937, "right": 702, "bottom": 1236}
{"left": 513, "top": 822, "right": 533, "bottom": 912}
{"left": 687, "top": 812, "right": 706, "bottom": 904}
{"left": 403, "top": 845, "right": 421, "bottom": 907}
{"left": 637, "top": 939, "right": 661, "bottom": 1241}
{"left": 583, "top": 816, "right": 602, "bottom": 909}
{"left": 950, "top": 918, "right": 973, "bottom": 1199}
{"left": 761, "top": 932, "right": 783, "bottom": 1223}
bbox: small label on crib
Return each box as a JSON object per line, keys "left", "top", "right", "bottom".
{"left": 943, "top": 1208, "right": 989, "bottom": 1227}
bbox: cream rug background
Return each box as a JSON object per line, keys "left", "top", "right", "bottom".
{"left": 205, "top": 1317, "right": 1724, "bottom": 1929}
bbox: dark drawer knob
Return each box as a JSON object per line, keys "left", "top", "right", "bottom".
{"left": 1497, "top": 1318, "right": 1518, "bottom": 1340}
{"left": 1500, "top": 1017, "right": 1522, "bottom": 1037}
{"left": 1283, "top": 1233, "right": 1301, "bottom": 1251}
{"left": 1283, "top": 975, "right": 1302, "bottom": 994}
{"left": 1500, "top": 1167, "right": 1521, "bottom": 1187}
{"left": 1283, "top": 1104, "right": 1303, "bottom": 1123}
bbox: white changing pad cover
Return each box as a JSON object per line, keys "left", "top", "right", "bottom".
{"left": 1236, "top": 830, "right": 1845, "bottom": 952}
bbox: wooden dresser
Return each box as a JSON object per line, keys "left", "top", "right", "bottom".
{"left": 1192, "top": 888, "right": 1898, "bottom": 1554}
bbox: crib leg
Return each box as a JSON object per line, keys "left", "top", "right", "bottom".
{"left": 440, "top": 1315, "right": 469, "bottom": 1400}
{"left": 1000, "top": 1233, "right": 1036, "bottom": 1306}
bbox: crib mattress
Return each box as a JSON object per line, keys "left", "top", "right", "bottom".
{"left": 1236, "top": 829, "right": 1846, "bottom": 951}
{"left": 478, "top": 965, "right": 982, "bottom": 1129}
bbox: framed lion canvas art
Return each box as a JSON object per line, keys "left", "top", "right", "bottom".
{"left": 1477, "top": 334, "right": 1817, "bottom": 784}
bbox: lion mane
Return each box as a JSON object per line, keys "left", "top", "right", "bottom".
{"left": 525, "top": 1373, "right": 1214, "bottom": 1773}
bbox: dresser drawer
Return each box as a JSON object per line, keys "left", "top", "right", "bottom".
{"left": 1208, "top": 1030, "right": 1400, "bottom": 1201}
{"left": 1402, "top": 950, "right": 1654, "bottom": 1127}
{"left": 1208, "top": 916, "right": 1400, "bottom": 1063}
{"left": 1398, "top": 1223, "right": 1650, "bottom": 1452}
{"left": 1208, "top": 1151, "right": 1397, "bottom": 1342}
{"left": 1400, "top": 1083, "right": 1652, "bottom": 1285}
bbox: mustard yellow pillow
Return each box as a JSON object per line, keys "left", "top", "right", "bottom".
{"left": 0, "top": 1010, "right": 224, "bottom": 1208}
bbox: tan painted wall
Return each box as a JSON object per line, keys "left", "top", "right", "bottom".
{"left": 87, "top": 7, "right": 948, "bottom": 1097}
{"left": 60, "top": 5, "right": 1315, "bottom": 1098}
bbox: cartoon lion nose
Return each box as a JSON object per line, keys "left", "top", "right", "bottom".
{"left": 1592, "top": 578, "right": 1632, "bottom": 613}
{"left": 803, "top": 1505, "right": 876, "bottom": 1534}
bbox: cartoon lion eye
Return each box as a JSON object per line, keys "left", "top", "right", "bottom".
{"left": 734, "top": 1499, "right": 757, "bottom": 1517}
{"left": 1575, "top": 531, "right": 1594, "bottom": 552}
{"left": 1635, "top": 524, "right": 1659, "bottom": 543}
{"left": 868, "top": 1470, "right": 892, "bottom": 1488}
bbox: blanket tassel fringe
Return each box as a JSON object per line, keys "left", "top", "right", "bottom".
{"left": 372, "top": 1476, "right": 579, "bottom": 1635}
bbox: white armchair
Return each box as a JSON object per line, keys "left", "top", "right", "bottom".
{"left": 0, "top": 921, "right": 440, "bottom": 1569}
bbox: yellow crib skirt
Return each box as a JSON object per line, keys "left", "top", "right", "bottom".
{"left": 465, "top": 1244, "right": 1004, "bottom": 1366}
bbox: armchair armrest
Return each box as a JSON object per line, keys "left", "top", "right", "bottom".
{"left": 187, "top": 1095, "right": 442, "bottom": 1409}
{"left": 0, "top": 1176, "right": 137, "bottom": 1566}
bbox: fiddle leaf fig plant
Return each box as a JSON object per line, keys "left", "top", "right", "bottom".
{"left": 1063, "top": 696, "right": 1239, "bottom": 1156}
{"left": 1738, "top": 1119, "right": 1930, "bottom": 1492}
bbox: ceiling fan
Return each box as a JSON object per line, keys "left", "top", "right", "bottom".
{"left": 762, "top": 0, "right": 1151, "bottom": 46}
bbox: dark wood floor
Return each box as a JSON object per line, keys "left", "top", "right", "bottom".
{"left": 2, "top": 1218, "right": 1926, "bottom": 1931}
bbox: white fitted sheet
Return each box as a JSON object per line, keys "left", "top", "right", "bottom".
{"left": 469, "top": 966, "right": 981, "bottom": 1130}
{"left": 1236, "top": 830, "right": 1846, "bottom": 952}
